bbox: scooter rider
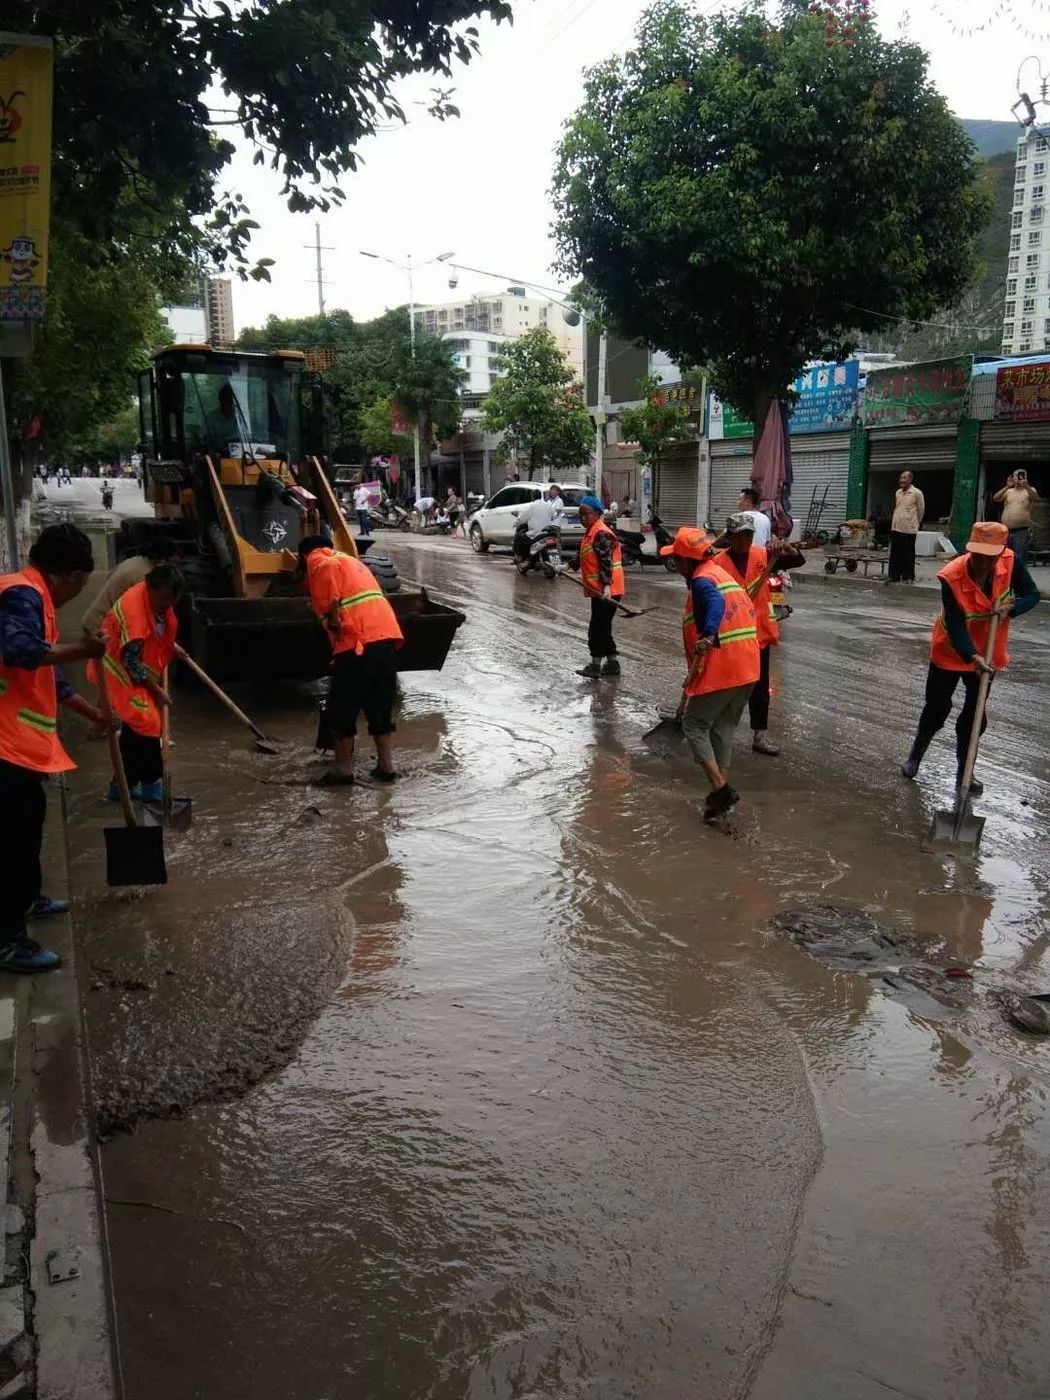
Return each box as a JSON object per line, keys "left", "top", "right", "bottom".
{"left": 514, "top": 484, "right": 565, "bottom": 573}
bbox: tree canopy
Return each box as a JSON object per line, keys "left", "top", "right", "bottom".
{"left": 481, "top": 328, "right": 592, "bottom": 479}
{"left": 618, "top": 376, "right": 695, "bottom": 476}
{"left": 551, "top": 0, "right": 989, "bottom": 423}
{"left": 8, "top": 0, "right": 514, "bottom": 278}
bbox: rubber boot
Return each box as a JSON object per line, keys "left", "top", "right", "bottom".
{"left": 602, "top": 657, "right": 621, "bottom": 676}
{"left": 576, "top": 660, "right": 602, "bottom": 679}
{"left": 900, "top": 731, "right": 934, "bottom": 780}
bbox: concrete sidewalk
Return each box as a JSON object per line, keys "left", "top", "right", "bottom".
{"left": 0, "top": 786, "right": 119, "bottom": 1399}
{"left": 794, "top": 553, "right": 1050, "bottom": 599}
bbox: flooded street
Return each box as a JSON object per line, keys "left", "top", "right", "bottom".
{"left": 57, "top": 520, "right": 1050, "bottom": 1399}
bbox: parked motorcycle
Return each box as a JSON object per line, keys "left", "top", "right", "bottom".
{"left": 616, "top": 509, "right": 677, "bottom": 571}
{"left": 515, "top": 525, "right": 563, "bottom": 579}
{"left": 769, "top": 569, "right": 793, "bottom": 621}
{"left": 101, "top": 484, "right": 114, "bottom": 510}
{"left": 368, "top": 502, "right": 412, "bottom": 532}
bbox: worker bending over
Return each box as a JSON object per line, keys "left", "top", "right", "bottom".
{"left": 718, "top": 512, "right": 806, "bottom": 757}
{"left": 901, "top": 521, "right": 1039, "bottom": 794}
{"left": 0, "top": 525, "right": 107, "bottom": 972}
{"left": 299, "top": 536, "right": 403, "bottom": 787}
{"left": 81, "top": 535, "right": 181, "bottom": 634}
{"left": 567, "top": 494, "right": 625, "bottom": 678}
{"left": 90, "top": 565, "right": 183, "bottom": 802}
{"left": 661, "top": 527, "right": 761, "bottom": 823}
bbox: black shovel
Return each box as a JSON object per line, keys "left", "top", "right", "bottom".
{"left": 96, "top": 667, "right": 167, "bottom": 886}
{"left": 643, "top": 652, "right": 707, "bottom": 758}
{"left": 142, "top": 668, "right": 192, "bottom": 831}
{"left": 557, "top": 570, "right": 656, "bottom": 619}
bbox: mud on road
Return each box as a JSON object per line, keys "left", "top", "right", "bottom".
{"left": 56, "top": 528, "right": 1050, "bottom": 1399}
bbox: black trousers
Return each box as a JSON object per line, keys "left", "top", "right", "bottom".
{"left": 118, "top": 727, "right": 163, "bottom": 787}
{"left": 326, "top": 640, "right": 398, "bottom": 739}
{"left": 0, "top": 759, "right": 46, "bottom": 941}
{"left": 749, "top": 645, "right": 771, "bottom": 731}
{"left": 917, "top": 664, "right": 992, "bottom": 771}
{"left": 588, "top": 597, "right": 618, "bottom": 658}
{"left": 888, "top": 531, "right": 917, "bottom": 582}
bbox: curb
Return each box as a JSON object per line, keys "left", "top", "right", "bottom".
{"left": 790, "top": 570, "right": 1050, "bottom": 604}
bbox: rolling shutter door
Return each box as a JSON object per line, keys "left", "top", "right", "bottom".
{"left": 709, "top": 440, "right": 754, "bottom": 528}
{"left": 979, "top": 422, "right": 1050, "bottom": 462}
{"left": 868, "top": 425, "right": 957, "bottom": 472}
{"left": 789, "top": 431, "right": 850, "bottom": 537}
{"left": 656, "top": 440, "right": 700, "bottom": 526}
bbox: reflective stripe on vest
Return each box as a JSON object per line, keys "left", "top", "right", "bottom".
{"left": 579, "top": 520, "right": 625, "bottom": 599}
{"left": 930, "top": 550, "right": 1014, "bottom": 673}
{"left": 0, "top": 566, "right": 75, "bottom": 774}
{"left": 95, "top": 580, "right": 177, "bottom": 738}
{"left": 720, "top": 546, "right": 779, "bottom": 649}
{"left": 682, "top": 562, "right": 761, "bottom": 697}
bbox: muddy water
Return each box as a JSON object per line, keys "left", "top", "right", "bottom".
{"left": 55, "top": 529, "right": 1050, "bottom": 1398}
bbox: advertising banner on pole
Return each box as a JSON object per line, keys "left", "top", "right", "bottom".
{"left": 0, "top": 34, "right": 53, "bottom": 324}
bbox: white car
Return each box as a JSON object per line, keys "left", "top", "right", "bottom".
{"left": 469, "top": 482, "right": 589, "bottom": 553}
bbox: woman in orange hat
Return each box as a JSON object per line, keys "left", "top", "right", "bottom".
{"left": 901, "top": 521, "right": 1039, "bottom": 793}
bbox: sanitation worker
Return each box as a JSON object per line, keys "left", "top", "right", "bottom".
{"left": 660, "top": 527, "right": 761, "bottom": 823}
{"left": 566, "top": 494, "right": 625, "bottom": 678}
{"left": 718, "top": 512, "right": 806, "bottom": 757}
{"left": 81, "top": 535, "right": 181, "bottom": 634}
{"left": 0, "top": 524, "right": 107, "bottom": 972}
{"left": 299, "top": 535, "right": 403, "bottom": 786}
{"left": 900, "top": 521, "right": 1039, "bottom": 794}
{"left": 90, "top": 564, "right": 183, "bottom": 803}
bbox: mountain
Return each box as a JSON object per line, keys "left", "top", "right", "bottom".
{"left": 960, "top": 119, "right": 1019, "bottom": 158}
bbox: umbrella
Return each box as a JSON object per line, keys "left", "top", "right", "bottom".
{"left": 751, "top": 400, "right": 794, "bottom": 538}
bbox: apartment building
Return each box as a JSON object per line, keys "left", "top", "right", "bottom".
{"left": 444, "top": 331, "right": 513, "bottom": 420}
{"left": 413, "top": 285, "right": 584, "bottom": 377}
{"left": 204, "top": 276, "right": 235, "bottom": 348}
{"left": 1002, "top": 130, "right": 1050, "bottom": 355}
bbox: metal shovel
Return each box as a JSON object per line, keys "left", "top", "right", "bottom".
{"left": 142, "top": 668, "right": 192, "bottom": 831}
{"left": 557, "top": 570, "right": 656, "bottom": 619}
{"left": 175, "top": 648, "right": 282, "bottom": 754}
{"left": 643, "top": 653, "right": 707, "bottom": 757}
{"left": 925, "top": 613, "right": 999, "bottom": 857}
{"left": 96, "top": 666, "right": 167, "bottom": 886}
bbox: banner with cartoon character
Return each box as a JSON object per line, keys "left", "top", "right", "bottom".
{"left": 0, "top": 34, "right": 53, "bottom": 322}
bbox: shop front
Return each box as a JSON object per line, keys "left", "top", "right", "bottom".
{"left": 979, "top": 360, "right": 1050, "bottom": 553}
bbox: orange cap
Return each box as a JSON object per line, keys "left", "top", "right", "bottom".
{"left": 966, "top": 521, "right": 1009, "bottom": 557}
{"left": 659, "top": 527, "right": 717, "bottom": 561}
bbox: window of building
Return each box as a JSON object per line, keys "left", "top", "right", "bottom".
{"left": 1004, "top": 322, "right": 1015, "bottom": 339}
{"left": 1030, "top": 232, "right": 1042, "bottom": 246}
{"left": 1033, "top": 206, "right": 1045, "bottom": 225}
{"left": 1036, "top": 161, "right": 1047, "bottom": 176}
{"left": 1011, "top": 239, "right": 1022, "bottom": 255}
{"left": 1025, "top": 274, "right": 1037, "bottom": 290}
{"left": 1024, "top": 296, "right": 1036, "bottom": 311}
{"left": 1021, "top": 318, "right": 1034, "bottom": 333}
{"left": 1020, "top": 342, "right": 1033, "bottom": 353}
{"left": 1017, "top": 166, "right": 1027, "bottom": 183}
{"left": 1028, "top": 253, "right": 1041, "bottom": 267}
{"left": 1034, "top": 185, "right": 1046, "bottom": 201}
{"left": 1045, "top": 317, "right": 1050, "bottom": 334}
{"left": 1013, "top": 211, "right": 1024, "bottom": 228}
{"left": 1038, "top": 137, "right": 1049, "bottom": 151}
{"left": 1006, "top": 299, "right": 1017, "bottom": 316}
{"left": 1008, "top": 278, "right": 1018, "bottom": 295}
{"left": 1015, "top": 190, "right": 1025, "bottom": 206}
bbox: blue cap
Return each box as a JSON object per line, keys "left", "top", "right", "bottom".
{"left": 580, "top": 494, "right": 604, "bottom": 514}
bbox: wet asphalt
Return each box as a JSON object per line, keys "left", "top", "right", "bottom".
{"left": 53, "top": 521, "right": 1050, "bottom": 1399}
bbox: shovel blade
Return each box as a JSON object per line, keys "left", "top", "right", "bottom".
{"left": 643, "top": 716, "right": 686, "bottom": 760}
{"left": 925, "top": 805, "right": 986, "bottom": 855}
{"left": 141, "top": 798, "right": 193, "bottom": 832}
{"left": 104, "top": 825, "right": 167, "bottom": 886}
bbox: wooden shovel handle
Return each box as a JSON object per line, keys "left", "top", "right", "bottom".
{"left": 956, "top": 612, "right": 1000, "bottom": 804}
{"left": 176, "top": 648, "right": 267, "bottom": 741}
{"left": 94, "top": 662, "right": 137, "bottom": 828}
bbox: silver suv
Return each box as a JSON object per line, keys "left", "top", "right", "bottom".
{"left": 469, "top": 482, "right": 589, "bottom": 553}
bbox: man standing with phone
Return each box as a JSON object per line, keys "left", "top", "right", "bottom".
{"left": 992, "top": 470, "right": 1039, "bottom": 563}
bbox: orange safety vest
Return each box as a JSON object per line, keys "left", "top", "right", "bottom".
{"left": 683, "top": 560, "right": 761, "bottom": 697}
{"left": 89, "top": 580, "right": 177, "bottom": 738}
{"left": 930, "top": 551, "right": 1014, "bottom": 673}
{"left": 0, "top": 566, "right": 74, "bottom": 774}
{"left": 306, "top": 549, "right": 403, "bottom": 658}
{"left": 720, "top": 545, "right": 778, "bottom": 648}
{"left": 579, "top": 520, "right": 625, "bottom": 599}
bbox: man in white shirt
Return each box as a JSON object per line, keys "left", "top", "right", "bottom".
{"left": 888, "top": 470, "right": 925, "bottom": 583}
{"left": 737, "top": 487, "right": 772, "bottom": 546}
{"left": 352, "top": 483, "right": 373, "bottom": 537}
{"left": 515, "top": 486, "right": 565, "bottom": 569}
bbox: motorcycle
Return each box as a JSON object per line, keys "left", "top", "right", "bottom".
{"left": 367, "top": 502, "right": 412, "bottom": 532}
{"left": 515, "top": 524, "right": 563, "bottom": 579}
{"left": 101, "top": 485, "right": 114, "bottom": 511}
{"left": 769, "top": 569, "right": 792, "bottom": 621}
{"left": 615, "top": 509, "right": 677, "bottom": 570}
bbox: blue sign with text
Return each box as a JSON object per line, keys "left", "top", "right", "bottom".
{"left": 788, "top": 359, "right": 860, "bottom": 435}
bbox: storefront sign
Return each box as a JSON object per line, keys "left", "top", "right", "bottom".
{"left": 861, "top": 356, "right": 972, "bottom": 428}
{"left": 708, "top": 360, "right": 860, "bottom": 440}
{"left": 0, "top": 35, "right": 53, "bottom": 324}
{"left": 789, "top": 359, "right": 860, "bottom": 434}
{"left": 994, "top": 360, "right": 1050, "bottom": 421}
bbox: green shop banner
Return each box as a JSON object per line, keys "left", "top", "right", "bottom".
{"left": 861, "top": 356, "right": 972, "bottom": 428}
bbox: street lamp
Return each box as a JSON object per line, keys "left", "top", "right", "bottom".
{"left": 359, "top": 249, "right": 455, "bottom": 504}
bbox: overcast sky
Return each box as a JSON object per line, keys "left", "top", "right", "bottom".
{"left": 227, "top": 0, "right": 1038, "bottom": 334}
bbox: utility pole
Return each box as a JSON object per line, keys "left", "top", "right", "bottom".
{"left": 305, "top": 223, "right": 333, "bottom": 318}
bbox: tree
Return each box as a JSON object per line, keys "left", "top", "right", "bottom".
{"left": 481, "top": 328, "right": 592, "bottom": 479}
{"left": 551, "top": 0, "right": 990, "bottom": 431}
{"left": 8, "top": 0, "right": 513, "bottom": 278}
{"left": 358, "top": 395, "right": 414, "bottom": 465}
{"left": 618, "top": 375, "right": 695, "bottom": 495}
{"left": 390, "top": 333, "right": 467, "bottom": 453}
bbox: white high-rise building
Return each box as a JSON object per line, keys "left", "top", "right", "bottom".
{"left": 443, "top": 332, "right": 513, "bottom": 421}
{"left": 413, "top": 285, "right": 584, "bottom": 377}
{"left": 1002, "top": 130, "right": 1050, "bottom": 355}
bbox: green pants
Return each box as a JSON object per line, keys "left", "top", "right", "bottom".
{"left": 681, "top": 683, "right": 755, "bottom": 772}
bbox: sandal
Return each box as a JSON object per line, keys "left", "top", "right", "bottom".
{"left": 314, "top": 770, "right": 355, "bottom": 787}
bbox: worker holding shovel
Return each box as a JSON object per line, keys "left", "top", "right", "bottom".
{"left": 89, "top": 565, "right": 183, "bottom": 803}
{"left": 566, "top": 495, "right": 626, "bottom": 679}
{"left": 0, "top": 525, "right": 107, "bottom": 972}
{"left": 660, "top": 528, "right": 760, "bottom": 824}
{"left": 900, "top": 521, "right": 1039, "bottom": 794}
